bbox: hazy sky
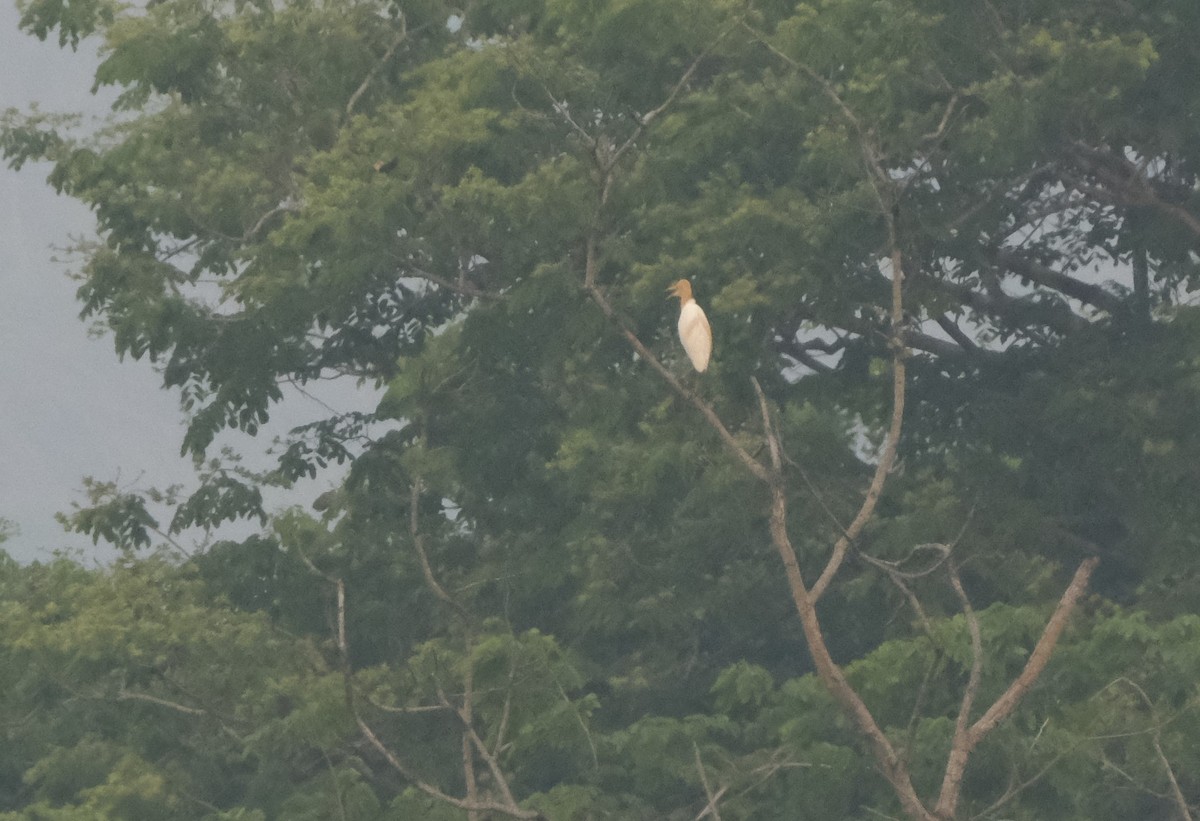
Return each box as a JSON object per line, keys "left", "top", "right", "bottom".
{"left": 0, "top": 2, "right": 363, "bottom": 562}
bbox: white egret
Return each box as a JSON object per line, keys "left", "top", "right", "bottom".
{"left": 666, "top": 278, "right": 712, "bottom": 372}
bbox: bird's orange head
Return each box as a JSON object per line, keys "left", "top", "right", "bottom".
{"left": 665, "top": 279, "right": 694, "bottom": 302}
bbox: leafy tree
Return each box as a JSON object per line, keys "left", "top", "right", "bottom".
{"left": 5, "top": 0, "right": 1200, "bottom": 818}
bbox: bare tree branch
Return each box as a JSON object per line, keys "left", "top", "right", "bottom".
{"left": 934, "top": 558, "right": 986, "bottom": 819}
{"left": 545, "top": 36, "right": 719, "bottom": 190}
{"left": 243, "top": 201, "right": 301, "bottom": 241}
{"left": 752, "top": 377, "right": 783, "bottom": 476}
{"left": 693, "top": 742, "right": 727, "bottom": 821}
{"left": 1117, "top": 678, "right": 1194, "bottom": 821}
{"left": 930, "top": 274, "right": 1087, "bottom": 337}
{"left": 346, "top": 17, "right": 410, "bottom": 119}
{"left": 364, "top": 695, "right": 451, "bottom": 715}
{"left": 748, "top": 366, "right": 931, "bottom": 817}
{"left": 993, "top": 249, "right": 1126, "bottom": 315}
{"left": 610, "top": 49, "right": 711, "bottom": 167}
{"left": 921, "top": 93, "right": 960, "bottom": 144}
{"left": 1069, "top": 143, "right": 1200, "bottom": 240}
{"left": 765, "top": 465, "right": 933, "bottom": 819}
{"left": 966, "top": 558, "right": 1100, "bottom": 747}
{"left": 462, "top": 732, "right": 479, "bottom": 821}
{"left": 299, "top": 537, "right": 537, "bottom": 819}
{"left": 117, "top": 688, "right": 206, "bottom": 716}
{"left": 439, "top": 683, "right": 528, "bottom": 813}
{"left": 582, "top": 86, "right": 927, "bottom": 809}
{"left": 972, "top": 745, "right": 1077, "bottom": 820}
{"left": 402, "top": 261, "right": 507, "bottom": 301}
{"left": 493, "top": 652, "right": 517, "bottom": 760}
{"left": 740, "top": 20, "right": 888, "bottom": 189}
{"left": 860, "top": 550, "right": 937, "bottom": 635}
{"left": 810, "top": 222, "right": 907, "bottom": 603}
{"left": 1155, "top": 730, "right": 1193, "bottom": 821}
{"left": 461, "top": 656, "right": 480, "bottom": 821}
{"left": 903, "top": 651, "right": 943, "bottom": 767}
{"left": 409, "top": 476, "right": 474, "bottom": 622}
{"left": 934, "top": 314, "right": 980, "bottom": 354}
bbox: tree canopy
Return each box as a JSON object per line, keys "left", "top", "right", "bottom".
{"left": 4, "top": 0, "right": 1200, "bottom": 818}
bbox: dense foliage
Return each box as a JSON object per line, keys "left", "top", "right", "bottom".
{"left": 4, "top": 0, "right": 1200, "bottom": 817}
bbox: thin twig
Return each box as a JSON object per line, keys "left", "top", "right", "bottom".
{"left": 787, "top": 452, "right": 853, "bottom": 540}
{"left": 971, "top": 746, "right": 1075, "bottom": 819}
{"left": 363, "top": 694, "right": 451, "bottom": 715}
{"left": 740, "top": 20, "right": 889, "bottom": 191}
{"left": 492, "top": 651, "right": 517, "bottom": 759}
{"left": 542, "top": 85, "right": 594, "bottom": 146}
{"left": 1117, "top": 678, "right": 1193, "bottom": 821}
{"left": 410, "top": 476, "right": 474, "bottom": 622}
{"left": 463, "top": 729, "right": 479, "bottom": 821}
{"left": 920, "top": 92, "right": 959, "bottom": 144}
{"left": 859, "top": 543, "right": 950, "bottom": 581}
{"left": 610, "top": 48, "right": 712, "bottom": 168}
{"left": 403, "top": 261, "right": 506, "bottom": 301}
{"left": 117, "top": 688, "right": 206, "bottom": 716}
{"left": 902, "top": 650, "right": 943, "bottom": 765}
{"left": 321, "top": 748, "right": 351, "bottom": 821}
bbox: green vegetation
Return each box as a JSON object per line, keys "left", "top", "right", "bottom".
{"left": 4, "top": 0, "right": 1200, "bottom": 817}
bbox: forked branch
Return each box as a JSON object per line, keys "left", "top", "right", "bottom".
{"left": 935, "top": 557, "right": 1099, "bottom": 818}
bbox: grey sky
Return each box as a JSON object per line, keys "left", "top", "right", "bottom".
{"left": 0, "top": 3, "right": 180, "bottom": 562}
{"left": 1, "top": 2, "right": 365, "bottom": 562}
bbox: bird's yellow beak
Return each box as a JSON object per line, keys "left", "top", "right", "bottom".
{"left": 666, "top": 279, "right": 694, "bottom": 301}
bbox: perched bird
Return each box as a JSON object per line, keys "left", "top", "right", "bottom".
{"left": 666, "top": 278, "right": 712, "bottom": 372}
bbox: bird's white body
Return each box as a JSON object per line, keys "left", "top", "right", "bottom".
{"left": 677, "top": 298, "right": 712, "bottom": 373}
